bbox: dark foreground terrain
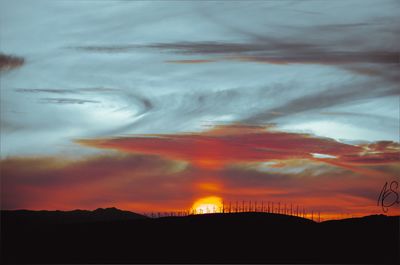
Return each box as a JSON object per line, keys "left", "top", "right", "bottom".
{"left": 1, "top": 208, "right": 399, "bottom": 264}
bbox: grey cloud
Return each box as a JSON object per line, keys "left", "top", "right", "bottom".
{"left": 147, "top": 41, "right": 319, "bottom": 55}
{"left": 16, "top": 87, "right": 121, "bottom": 94}
{"left": 241, "top": 80, "right": 398, "bottom": 124}
{"left": 79, "top": 88, "right": 121, "bottom": 93}
{"left": 314, "top": 22, "right": 372, "bottom": 30}
{"left": 146, "top": 41, "right": 399, "bottom": 65}
{"left": 2, "top": 0, "right": 399, "bottom": 157}
{"left": 39, "top": 98, "right": 101, "bottom": 104}
{"left": 16, "top": 87, "right": 152, "bottom": 114}
{"left": 277, "top": 21, "right": 380, "bottom": 33}
{"left": 71, "top": 45, "right": 139, "bottom": 53}
{"left": 319, "top": 111, "right": 397, "bottom": 121}
{"left": 344, "top": 64, "right": 400, "bottom": 84}
{"left": 16, "top": 88, "right": 75, "bottom": 94}
{"left": 126, "top": 94, "right": 153, "bottom": 113}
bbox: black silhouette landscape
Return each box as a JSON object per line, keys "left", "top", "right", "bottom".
{"left": 1, "top": 208, "right": 399, "bottom": 264}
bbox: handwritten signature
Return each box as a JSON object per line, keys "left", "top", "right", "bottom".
{"left": 377, "top": 180, "right": 399, "bottom": 213}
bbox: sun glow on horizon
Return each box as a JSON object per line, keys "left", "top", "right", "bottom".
{"left": 191, "top": 196, "right": 223, "bottom": 214}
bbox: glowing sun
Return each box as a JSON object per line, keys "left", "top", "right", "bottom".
{"left": 191, "top": 196, "right": 223, "bottom": 214}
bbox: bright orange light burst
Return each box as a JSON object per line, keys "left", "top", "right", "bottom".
{"left": 191, "top": 196, "right": 223, "bottom": 214}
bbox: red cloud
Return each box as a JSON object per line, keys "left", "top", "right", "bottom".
{"left": 0, "top": 53, "right": 24, "bottom": 71}
{"left": 1, "top": 154, "right": 196, "bottom": 211}
{"left": 2, "top": 125, "right": 398, "bottom": 218}
{"left": 77, "top": 125, "right": 397, "bottom": 170}
{"left": 2, "top": 153, "right": 399, "bottom": 218}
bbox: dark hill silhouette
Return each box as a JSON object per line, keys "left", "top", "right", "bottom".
{"left": 1, "top": 207, "right": 147, "bottom": 224}
{"left": 1, "top": 209, "right": 398, "bottom": 264}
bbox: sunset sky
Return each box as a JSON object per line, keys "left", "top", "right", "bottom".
{"left": 1, "top": 0, "right": 399, "bottom": 219}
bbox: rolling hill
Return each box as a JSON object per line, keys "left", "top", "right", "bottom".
{"left": 1, "top": 209, "right": 398, "bottom": 264}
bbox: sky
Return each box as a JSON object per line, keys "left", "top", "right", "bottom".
{"left": 0, "top": 0, "right": 399, "bottom": 219}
